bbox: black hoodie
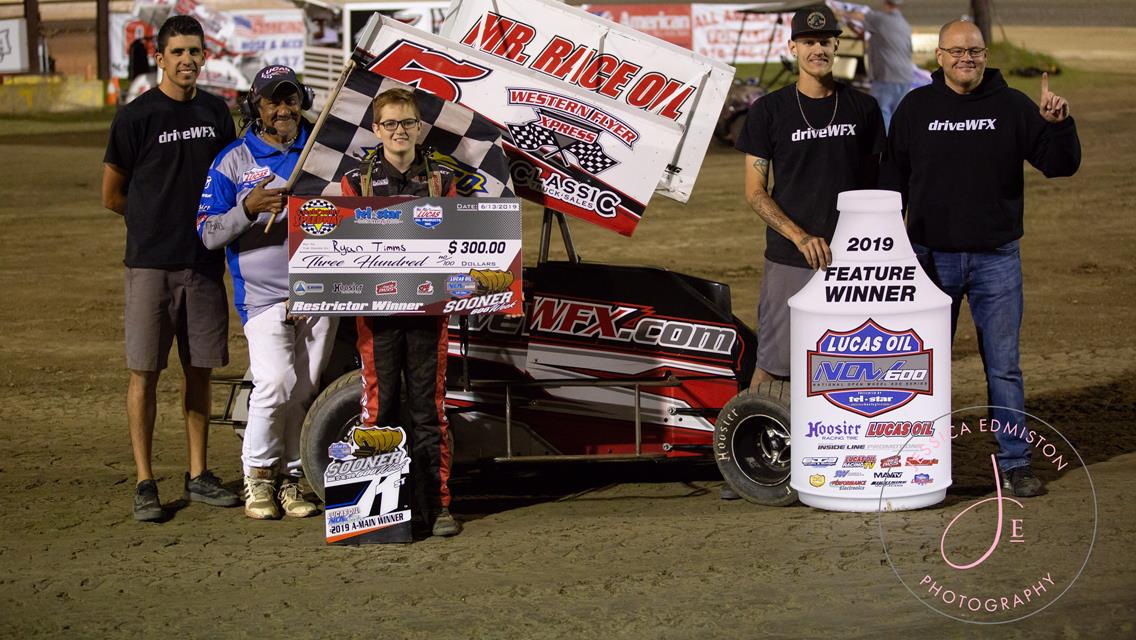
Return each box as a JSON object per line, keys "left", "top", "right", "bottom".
{"left": 881, "top": 68, "right": 1081, "bottom": 252}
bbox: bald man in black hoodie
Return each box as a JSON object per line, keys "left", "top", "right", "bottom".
{"left": 882, "top": 20, "right": 1080, "bottom": 498}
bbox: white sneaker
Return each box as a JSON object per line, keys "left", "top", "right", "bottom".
{"left": 278, "top": 478, "right": 319, "bottom": 518}
{"left": 244, "top": 470, "right": 280, "bottom": 520}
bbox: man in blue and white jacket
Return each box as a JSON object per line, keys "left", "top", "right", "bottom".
{"left": 197, "top": 66, "right": 337, "bottom": 520}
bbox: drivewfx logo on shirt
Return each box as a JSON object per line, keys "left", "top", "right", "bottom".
{"left": 791, "top": 124, "right": 858, "bottom": 142}
{"left": 927, "top": 118, "right": 997, "bottom": 132}
{"left": 158, "top": 126, "right": 219, "bottom": 144}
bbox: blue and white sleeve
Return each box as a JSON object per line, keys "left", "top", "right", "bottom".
{"left": 196, "top": 158, "right": 253, "bottom": 250}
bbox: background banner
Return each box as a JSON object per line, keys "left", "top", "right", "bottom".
{"left": 582, "top": 4, "right": 694, "bottom": 50}
{"left": 582, "top": 3, "right": 862, "bottom": 64}
{"left": 109, "top": 7, "right": 305, "bottom": 78}
{"left": 690, "top": 4, "right": 792, "bottom": 64}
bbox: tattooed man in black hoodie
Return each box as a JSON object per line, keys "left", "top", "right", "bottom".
{"left": 882, "top": 20, "right": 1081, "bottom": 498}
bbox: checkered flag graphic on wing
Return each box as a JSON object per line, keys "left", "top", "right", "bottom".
{"left": 507, "top": 120, "right": 558, "bottom": 152}
{"left": 566, "top": 141, "right": 619, "bottom": 174}
{"left": 291, "top": 56, "right": 513, "bottom": 198}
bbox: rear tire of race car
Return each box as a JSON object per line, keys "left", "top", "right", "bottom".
{"left": 714, "top": 381, "right": 797, "bottom": 507}
{"left": 300, "top": 370, "right": 364, "bottom": 501}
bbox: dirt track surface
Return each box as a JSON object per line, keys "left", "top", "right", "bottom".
{"left": 2, "top": 62, "right": 1136, "bottom": 640}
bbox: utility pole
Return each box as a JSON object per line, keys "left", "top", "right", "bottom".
{"left": 971, "top": 0, "right": 993, "bottom": 44}
{"left": 23, "top": 0, "right": 40, "bottom": 73}
{"left": 97, "top": 0, "right": 110, "bottom": 80}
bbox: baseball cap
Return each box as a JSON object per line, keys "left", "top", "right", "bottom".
{"left": 252, "top": 65, "right": 302, "bottom": 98}
{"left": 791, "top": 5, "right": 843, "bottom": 39}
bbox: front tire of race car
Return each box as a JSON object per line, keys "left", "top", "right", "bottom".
{"left": 714, "top": 381, "right": 797, "bottom": 506}
{"left": 300, "top": 370, "right": 365, "bottom": 501}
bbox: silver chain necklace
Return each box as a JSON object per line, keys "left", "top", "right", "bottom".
{"left": 795, "top": 85, "right": 839, "bottom": 130}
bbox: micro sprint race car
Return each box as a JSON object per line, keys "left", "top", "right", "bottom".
{"left": 212, "top": 211, "right": 796, "bottom": 506}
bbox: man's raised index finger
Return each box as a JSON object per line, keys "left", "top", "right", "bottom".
{"left": 1041, "top": 72, "right": 1050, "bottom": 97}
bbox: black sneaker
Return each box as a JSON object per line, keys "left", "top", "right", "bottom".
{"left": 1002, "top": 466, "right": 1045, "bottom": 498}
{"left": 133, "top": 480, "right": 163, "bottom": 522}
{"left": 432, "top": 508, "right": 462, "bottom": 537}
{"left": 185, "top": 470, "right": 242, "bottom": 507}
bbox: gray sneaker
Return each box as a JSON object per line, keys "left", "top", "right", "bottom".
{"left": 133, "top": 480, "right": 163, "bottom": 522}
{"left": 185, "top": 470, "right": 242, "bottom": 507}
{"left": 432, "top": 508, "right": 462, "bottom": 537}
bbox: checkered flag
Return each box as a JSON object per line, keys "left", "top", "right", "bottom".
{"left": 507, "top": 120, "right": 558, "bottom": 152}
{"left": 566, "top": 141, "right": 619, "bottom": 174}
{"left": 290, "top": 56, "right": 513, "bottom": 198}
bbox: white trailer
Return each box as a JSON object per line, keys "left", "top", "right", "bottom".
{"left": 294, "top": 0, "right": 450, "bottom": 107}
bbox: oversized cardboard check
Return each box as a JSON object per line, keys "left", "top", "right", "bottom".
{"left": 287, "top": 195, "right": 522, "bottom": 316}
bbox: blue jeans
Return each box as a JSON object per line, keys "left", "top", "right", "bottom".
{"left": 913, "top": 241, "right": 1030, "bottom": 471}
{"left": 871, "top": 81, "right": 909, "bottom": 132}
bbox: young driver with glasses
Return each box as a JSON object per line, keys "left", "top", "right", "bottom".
{"left": 340, "top": 89, "right": 462, "bottom": 537}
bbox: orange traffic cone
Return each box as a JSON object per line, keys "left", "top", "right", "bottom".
{"left": 106, "top": 77, "right": 119, "bottom": 107}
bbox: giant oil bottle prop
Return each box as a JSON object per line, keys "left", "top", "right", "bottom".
{"left": 789, "top": 190, "right": 952, "bottom": 511}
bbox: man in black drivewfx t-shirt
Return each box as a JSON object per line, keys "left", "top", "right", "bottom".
{"left": 735, "top": 4, "right": 885, "bottom": 389}
{"left": 102, "top": 15, "right": 239, "bottom": 522}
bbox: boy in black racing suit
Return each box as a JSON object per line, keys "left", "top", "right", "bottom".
{"left": 341, "top": 88, "right": 460, "bottom": 537}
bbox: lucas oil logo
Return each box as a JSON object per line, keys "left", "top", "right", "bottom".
{"left": 807, "top": 319, "right": 932, "bottom": 417}
{"left": 240, "top": 166, "right": 271, "bottom": 185}
{"left": 843, "top": 455, "right": 877, "bottom": 469}
{"left": 413, "top": 205, "right": 443, "bottom": 229}
{"left": 447, "top": 273, "right": 476, "bottom": 298}
{"left": 259, "top": 66, "right": 292, "bottom": 79}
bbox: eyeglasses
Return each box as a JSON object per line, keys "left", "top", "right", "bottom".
{"left": 378, "top": 118, "right": 420, "bottom": 131}
{"left": 938, "top": 47, "right": 987, "bottom": 59}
